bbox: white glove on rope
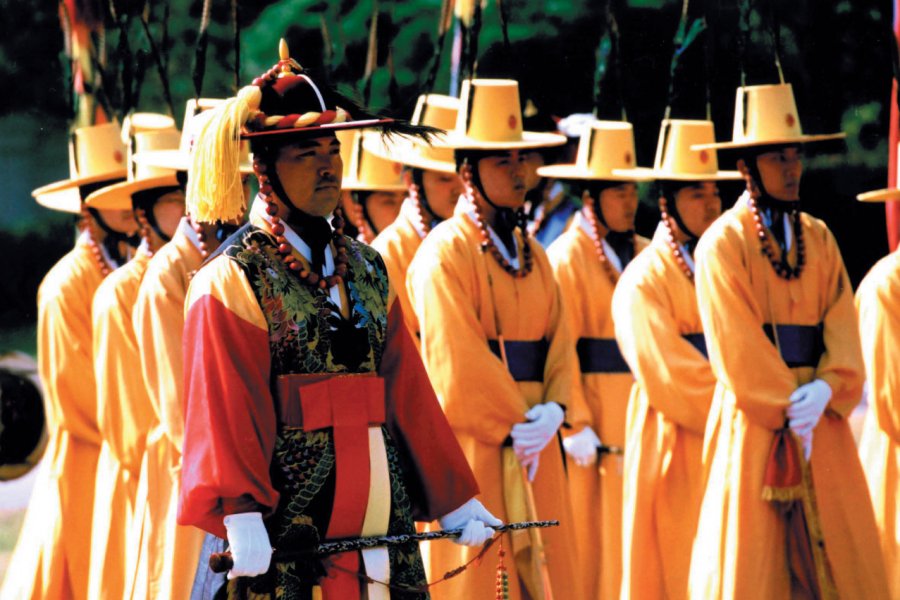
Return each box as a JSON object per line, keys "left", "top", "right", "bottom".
{"left": 510, "top": 402, "right": 565, "bottom": 459}
{"left": 563, "top": 427, "right": 601, "bottom": 467}
{"left": 223, "top": 512, "right": 273, "bottom": 579}
{"left": 787, "top": 379, "right": 832, "bottom": 460}
{"left": 439, "top": 498, "right": 503, "bottom": 547}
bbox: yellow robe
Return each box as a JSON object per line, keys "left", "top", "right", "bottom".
{"left": 1, "top": 233, "right": 104, "bottom": 600}
{"left": 547, "top": 210, "right": 649, "bottom": 600}
{"left": 688, "top": 194, "right": 889, "bottom": 599}
{"left": 130, "top": 220, "right": 206, "bottom": 600}
{"left": 408, "top": 201, "right": 590, "bottom": 600}
{"left": 857, "top": 250, "right": 900, "bottom": 598}
{"left": 611, "top": 224, "right": 716, "bottom": 600}
{"left": 371, "top": 198, "right": 425, "bottom": 343}
{"left": 88, "top": 245, "right": 155, "bottom": 600}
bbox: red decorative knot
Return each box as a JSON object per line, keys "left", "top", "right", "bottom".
{"left": 255, "top": 157, "right": 350, "bottom": 289}
{"left": 582, "top": 192, "right": 636, "bottom": 286}
{"left": 699, "top": 150, "right": 709, "bottom": 164}
{"left": 659, "top": 198, "right": 695, "bottom": 282}
{"left": 785, "top": 113, "right": 796, "bottom": 127}
{"left": 113, "top": 150, "right": 124, "bottom": 164}
{"left": 495, "top": 537, "right": 510, "bottom": 600}
{"left": 81, "top": 207, "right": 113, "bottom": 277}
{"left": 748, "top": 196, "right": 806, "bottom": 280}
{"left": 624, "top": 152, "right": 633, "bottom": 165}
{"left": 408, "top": 181, "right": 433, "bottom": 238}
{"left": 460, "top": 162, "right": 534, "bottom": 278}
{"left": 508, "top": 115, "right": 518, "bottom": 130}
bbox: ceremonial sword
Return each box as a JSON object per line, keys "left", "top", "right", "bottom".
{"left": 598, "top": 444, "right": 623, "bottom": 456}
{"left": 209, "top": 520, "right": 559, "bottom": 573}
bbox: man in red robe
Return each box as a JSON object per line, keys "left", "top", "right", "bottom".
{"left": 178, "top": 41, "right": 498, "bottom": 600}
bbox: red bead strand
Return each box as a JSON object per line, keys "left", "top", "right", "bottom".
{"left": 460, "top": 162, "right": 533, "bottom": 278}
{"left": 80, "top": 207, "right": 114, "bottom": 277}
{"left": 748, "top": 196, "right": 806, "bottom": 280}
{"left": 582, "top": 192, "right": 636, "bottom": 286}
{"left": 408, "top": 180, "right": 432, "bottom": 238}
{"left": 254, "top": 157, "right": 349, "bottom": 289}
{"left": 659, "top": 198, "right": 696, "bottom": 282}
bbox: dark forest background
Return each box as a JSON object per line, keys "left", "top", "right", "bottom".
{"left": 0, "top": 0, "right": 895, "bottom": 353}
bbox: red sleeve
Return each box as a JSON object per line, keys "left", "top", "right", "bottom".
{"left": 380, "top": 300, "right": 479, "bottom": 521}
{"left": 178, "top": 293, "right": 278, "bottom": 538}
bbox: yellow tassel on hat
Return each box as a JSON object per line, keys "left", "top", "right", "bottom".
{"left": 187, "top": 85, "right": 261, "bottom": 223}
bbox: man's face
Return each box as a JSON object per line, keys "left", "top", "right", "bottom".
{"left": 98, "top": 208, "right": 138, "bottom": 235}
{"left": 672, "top": 181, "right": 721, "bottom": 237}
{"left": 273, "top": 135, "right": 343, "bottom": 217}
{"left": 598, "top": 182, "right": 638, "bottom": 233}
{"left": 745, "top": 146, "right": 803, "bottom": 201}
{"left": 522, "top": 150, "right": 545, "bottom": 193}
{"left": 477, "top": 150, "right": 527, "bottom": 208}
{"left": 152, "top": 190, "right": 186, "bottom": 239}
{"left": 364, "top": 191, "right": 405, "bottom": 234}
{"left": 418, "top": 169, "right": 462, "bottom": 220}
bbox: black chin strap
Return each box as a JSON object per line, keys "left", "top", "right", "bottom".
{"left": 742, "top": 154, "right": 800, "bottom": 252}
{"left": 411, "top": 169, "right": 441, "bottom": 228}
{"left": 466, "top": 159, "right": 520, "bottom": 255}
{"left": 586, "top": 187, "right": 635, "bottom": 268}
{"left": 87, "top": 208, "right": 140, "bottom": 265}
{"left": 266, "top": 162, "right": 334, "bottom": 275}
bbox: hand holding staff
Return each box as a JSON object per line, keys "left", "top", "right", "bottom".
{"left": 209, "top": 520, "right": 560, "bottom": 574}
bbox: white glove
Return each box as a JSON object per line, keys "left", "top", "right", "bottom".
{"left": 787, "top": 379, "right": 832, "bottom": 438}
{"left": 439, "top": 498, "right": 503, "bottom": 547}
{"left": 563, "top": 427, "right": 601, "bottom": 467}
{"left": 796, "top": 429, "right": 814, "bottom": 461}
{"left": 510, "top": 402, "right": 565, "bottom": 459}
{"left": 520, "top": 452, "right": 540, "bottom": 482}
{"left": 223, "top": 512, "right": 273, "bottom": 579}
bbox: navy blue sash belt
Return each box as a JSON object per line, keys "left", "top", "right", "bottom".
{"left": 762, "top": 323, "right": 824, "bottom": 368}
{"left": 682, "top": 333, "right": 708, "bottom": 359}
{"left": 488, "top": 339, "right": 549, "bottom": 382}
{"left": 576, "top": 337, "right": 630, "bottom": 374}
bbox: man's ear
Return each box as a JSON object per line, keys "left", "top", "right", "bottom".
{"left": 402, "top": 170, "right": 412, "bottom": 187}
{"left": 736, "top": 158, "right": 749, "bottom": 176}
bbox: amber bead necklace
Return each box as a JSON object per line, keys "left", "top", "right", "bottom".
{"left": 582, "top": 191, "right": 636, "bottom": 286}
{"left": 659, "top": 197, "right": 696, "bottom": 282}
{"left": 460, "top": 162, "right": 533, "bottom": 278}
{"left": 748, "top": 196, "right": 805, "bottom": 280}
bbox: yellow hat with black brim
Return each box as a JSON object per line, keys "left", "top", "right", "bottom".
{"left": 31, "top": 122, "right": 128, "bottom": 213}
{"left": 86, "top": 125, "right": 181, "bottom": 210}
{"left": 692, "top": 83, "right": 845, "bottom": 151}
{"left": 440, "top": 79, "right": 566, "bottom": 151}
{"left": 537, "top": 119, "right": 653, "bottom": 181}
{"left": 342, "top": 130, "right": 407, "bottom": 192}
{"left": 364, "top": 94, "right": 460, "bottom": 174}
{"left": 651, "top": 119, "right": 742, "bottom": 181}
{"left": 133, "top": 99, "right": 253, "bottom": 175}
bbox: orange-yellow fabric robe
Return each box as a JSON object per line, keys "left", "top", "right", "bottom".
{"left": 88, "top": 245, "right": 155, "bottom": 600}
{"left": 688, "top": 193, "right": 889, "bottom": 599}
{"left": 371, "top": 197, "right": 426, "bottom": 343}
{"left": 408, "top": 200, "right": 590, "bottom": 600}
{"left": 0, "top": 233, "right": 104, "bottom": 600}
{"left": 129, "top": 219, "right": 206, "bottom": 599}
{"left": 857, "top": 249, "right": 900, "bottom": 598}
{"left": 612, "top": 224, "right": 716, "bottom": 600}
{"left": 546, "top": 210, "right": 649, "bottom": 600}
